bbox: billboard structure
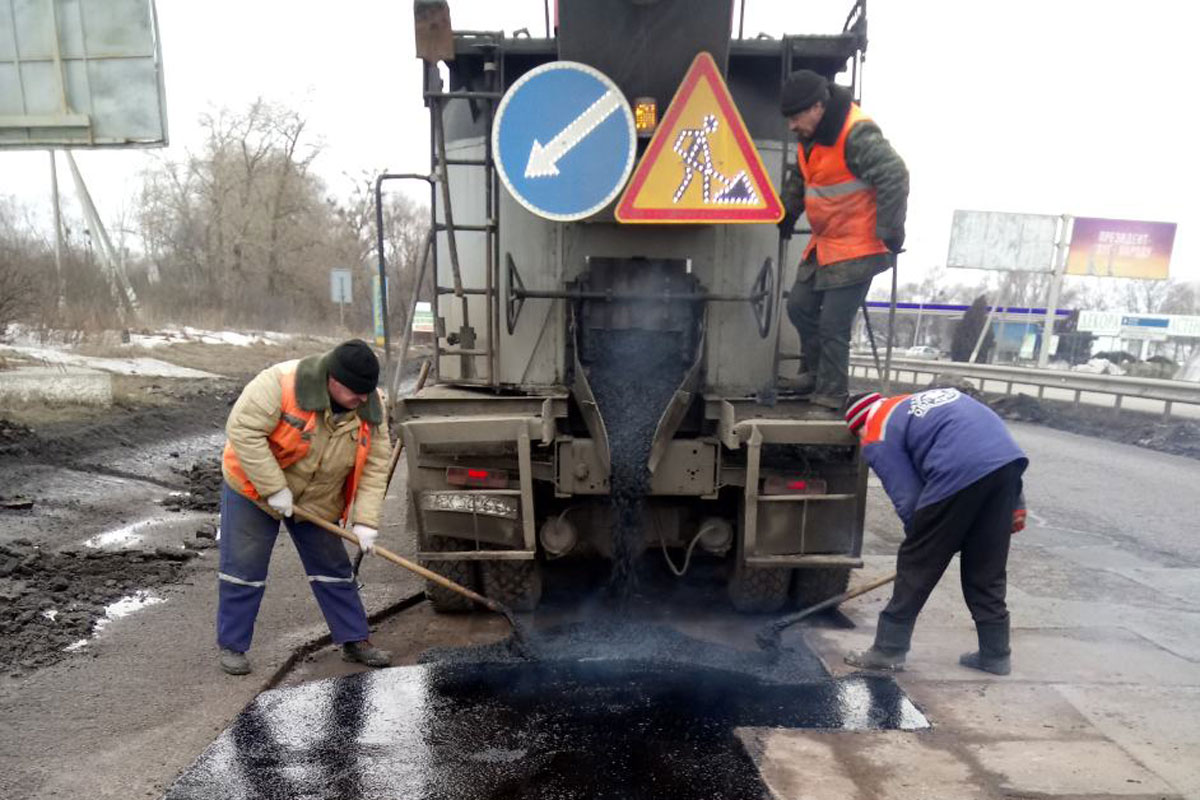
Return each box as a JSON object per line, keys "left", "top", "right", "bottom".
{"left": 0, "top": 0, "right": 168, "bottom": 149}
{"left": 1, "top": 0, "right": 167, "bottom": 324}
{"left": 1065, "top": 217, "right": 1176, "bottom": 280}
{"left": 947, "top": 210, "right": 1059, "bottom": 272}
{"left": 947, "top": 210, "right": 1181, "bottom": 367}
{"left": 946, "top": 210, "right": 1071, "bottom": 365}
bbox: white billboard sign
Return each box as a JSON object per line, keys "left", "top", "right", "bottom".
{"left": 0, "top": 0, "right": 168, "bottom": 149}
{"left": 947, "top": 210, "right": 1059, "bottom": 273}
{"left": 330, "top": 269, "right": 352, "bottom": 304}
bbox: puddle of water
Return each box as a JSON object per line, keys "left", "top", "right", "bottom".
{"left": 84, "top": 520, "right": 157, "bottom": 549}
{"left": 60, "top": 590, "right": 166, "bottom": 651}
{"left": 82, "top": 512, "right": 214, "bottom": 550}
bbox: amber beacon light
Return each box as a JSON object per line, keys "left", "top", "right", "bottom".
{"left": 634, "top": 97, "right": 658, "bottom": 136}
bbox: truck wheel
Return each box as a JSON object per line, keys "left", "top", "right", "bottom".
{"left": 727, "top": 563, "right": 791, "bottom": 614}
{"left": 420, "top": 538, "right": 480, "bottom": 613}
{"left": 481, "top": 561, "right": 543, "bottom": 612}
{"left": 791, "top": 567, "right": 851, "bottom": 609}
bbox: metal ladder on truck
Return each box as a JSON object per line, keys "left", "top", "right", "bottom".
{"left": 424, "top": 31, "right": 505, "bottom": 388}
{"left": 403, "top": 34, "right": 548, "bottom": 564}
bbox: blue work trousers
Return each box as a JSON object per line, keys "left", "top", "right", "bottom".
{"left": 217, "top": 483, "right": 368, "bottom": 653}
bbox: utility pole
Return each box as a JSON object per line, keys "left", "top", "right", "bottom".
{"left": 1037, "top": 214, "right": 1074, "bottom": 368}
{"left": 49, "top": 150, "right": 65, "bottom": 309}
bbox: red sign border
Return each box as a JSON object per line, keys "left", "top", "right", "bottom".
{"left": 615, "top": 51, "right": 784, "bottom": 224}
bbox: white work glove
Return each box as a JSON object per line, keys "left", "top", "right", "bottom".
{"left": 266, "top": 487, "right": 293, "bottom": 518}
{"left": 352, "top": 524, "right": 379, "bottom": 554}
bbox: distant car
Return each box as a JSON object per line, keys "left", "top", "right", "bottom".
{"left": 905, "top": 345, "right": 941, "bottom": 360}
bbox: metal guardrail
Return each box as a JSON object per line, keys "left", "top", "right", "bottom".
{"left": 849, "top": 355, "right": 1200, "bottom": 420}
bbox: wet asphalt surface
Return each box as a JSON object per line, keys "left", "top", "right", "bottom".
{"left": 163, "top": 625, "right": 926, "bottom": 800}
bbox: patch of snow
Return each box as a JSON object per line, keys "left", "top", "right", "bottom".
{"left": 104, "top": 591, "right": 165, "bottom": 622}
{"left": 1, "top": 344, "right": 219, "bottom": 378}
{"left": 61, "top": 591, "right": 166, "bottom": 651}
{"left": 83, "top": 520, "right": 155, "bottom": 549}
{"left": 1073, "top": 358, "right": 1126, "bottom": 376}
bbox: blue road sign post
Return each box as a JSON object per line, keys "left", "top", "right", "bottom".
{"left": 493, "top": 61, "right": 636, "bottom": 221}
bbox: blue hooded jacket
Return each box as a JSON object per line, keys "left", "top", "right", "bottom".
{"left": 858, "top": 388, "right": 1027, "bottom": 528}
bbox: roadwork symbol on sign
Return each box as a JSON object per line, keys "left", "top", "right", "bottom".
{"left": 615, "top": 52, "right": 783, "bottom": 224}
{"left": 493, "top": 61, "right": 636, "bottom": 222}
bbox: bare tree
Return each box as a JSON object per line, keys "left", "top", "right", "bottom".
{"left": 136, "top": 99, "right": 356, "bottom": 329}
{"left": 338, "top": 174, "right": 431, "bottom": 331}
{"left": 950, "top": 294, "right": 994, "bottom": 363}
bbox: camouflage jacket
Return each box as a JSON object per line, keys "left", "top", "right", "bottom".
{"left": 781, "top": 85, "right": 909, "bottom": 291}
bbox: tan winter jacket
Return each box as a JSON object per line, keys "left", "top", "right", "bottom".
{"left": 222, "top": 356, "right": 391, "bottom": 528}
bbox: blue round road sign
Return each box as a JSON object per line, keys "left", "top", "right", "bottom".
{"left": 493, "top": 61, "right": 636, "bottom": 222}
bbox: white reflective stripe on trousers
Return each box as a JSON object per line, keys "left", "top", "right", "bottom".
{"left": 308, "top": 574, "right": 356, "bottom": 584}
{"left": 218, "top": 572, "right": 266, "bottom": 588}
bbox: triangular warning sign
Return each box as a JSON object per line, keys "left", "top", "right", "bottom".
{"left": 616, "top": 52, "right": 784, "bottom": 224}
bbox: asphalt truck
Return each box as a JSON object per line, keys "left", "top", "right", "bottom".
{"left": 392, "top": 0, "right": 871, "bottom": 613}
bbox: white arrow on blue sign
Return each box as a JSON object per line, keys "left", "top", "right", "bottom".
{"left": 493, "top": 61, "right": 636, "bottom": 222}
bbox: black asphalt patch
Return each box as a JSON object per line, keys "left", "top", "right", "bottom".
{"left": 164, "top": 628, "right": 927, "bottom": 799}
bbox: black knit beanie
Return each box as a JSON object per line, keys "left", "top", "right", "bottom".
{"left": 780, "top": 70, "right": 830, "bottom": 116}
{"left": 326, "top": 339, "right": 379, "bottom": 394}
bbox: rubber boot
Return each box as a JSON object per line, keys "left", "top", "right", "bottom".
{"left": 780, "top": 371, "right": 817, "bottom": 396}
{"left": 959, "top": 620, "right": 1011, "bottom": 676}
{"left": 844, "top": 646, "right": 906, "bottom": 671}
{"left": 342, "top": 640, "right": 392, "bottom": 668}
{"left": 809, "top": 393, "right": 846, "bottom": 411}
{"left": 219, "top": 648, "right": 251, "bottom": 676}
{"left": 845, "top": 616, "right": 913, "bottom": 672}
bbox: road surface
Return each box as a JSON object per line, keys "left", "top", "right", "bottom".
{"left": 1, "top": 422, "right": 1198, "bottom": 799}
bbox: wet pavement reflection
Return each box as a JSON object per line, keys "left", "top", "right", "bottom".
{"left": 165, "top": 638, "right": 926, "bottom": 800}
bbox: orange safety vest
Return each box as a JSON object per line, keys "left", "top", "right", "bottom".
{"left": 222, "top": 364, "right": 373, "bottom": 521}
{"left": 797, "top": 103, "right": 890, "bottom": 266}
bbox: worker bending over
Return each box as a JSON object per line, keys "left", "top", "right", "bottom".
{"left": 778, "top": 69, "right": 909, "bottom": 409}
{"left": 842, "top": 388, "right": 1027, "bottom": 675}
{"left": 217, "top": 339, "right": 392, "bottom": 675}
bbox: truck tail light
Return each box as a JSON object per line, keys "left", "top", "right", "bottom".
{"left": 446, "top": 467, "right": 509, "bottom": 489}
{"left": 762, "top": 476, "right": 828, "bottom": 496}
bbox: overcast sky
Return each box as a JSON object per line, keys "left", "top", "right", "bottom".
{"left": 2, "top": 0, "right": 1197, "bottom": 288}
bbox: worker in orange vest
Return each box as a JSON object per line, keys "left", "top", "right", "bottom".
{"left": 778, "top": 69, "right": 909, "bottom": 409}
{"left": 216, "top": 339, "right": 392, "bottom": 675}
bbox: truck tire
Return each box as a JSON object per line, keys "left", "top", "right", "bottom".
{"left": 420, "top": 538, "right": 480, "bottom": 613}
{"left": 727, "top": 563, "right": 791, "bottom": 614}
{"left": 481, "top": 560, "right": 543, "bottom": 612}
{"left": 791, "top": 567, "right": 851, "bottom": 609}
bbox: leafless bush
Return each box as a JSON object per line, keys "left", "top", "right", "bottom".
{"left": 0, "top": 255, "right": 35, "bottom": 340}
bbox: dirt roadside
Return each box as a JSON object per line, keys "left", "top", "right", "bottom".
{"left": 0, "top": 338, "right": 338, "bottom": 678}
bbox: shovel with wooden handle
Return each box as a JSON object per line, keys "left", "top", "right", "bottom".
{"left": 756, "top": 571, "right": 897, "bottom": 657}
{"left": 291, "top": 505, "right": 536, "bottom": 658}
{"left": 350, "top": 360, "right": 431, "bottom": 587}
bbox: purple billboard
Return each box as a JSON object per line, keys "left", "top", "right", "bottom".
{"left": 1066, "top": 217, "right": 1176, "bottom": 280}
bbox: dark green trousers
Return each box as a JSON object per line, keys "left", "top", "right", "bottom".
{"left": 786, "top": 272, "right": 871, "bottom": 399}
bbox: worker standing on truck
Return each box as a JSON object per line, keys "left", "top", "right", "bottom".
{"left": 841, "top": 388, "right": 1027, "bottom": 675}
{"left": 216, "top": 339, "right": 392, "bottom": 675}
{"left": 778, "top": 69, "right": 909, "bottom": 409}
